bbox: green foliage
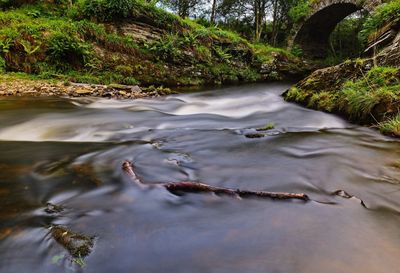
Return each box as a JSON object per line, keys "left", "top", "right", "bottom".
{"left": 379, "top": 114, "right": 400, "bottom": 136}
{"left": 0, "top": 38, "right": 12, "bottom": 54}
{"left": 194, "top": 45, "right": 212, "bottom": 62}
{"left": 288, "top": 65, "right": 400, "bottom": 136}
{"left": 145, "top": 35, "right": 181, "bottom": 61}
{"left": 0, "top": 0, "right": 16, "bottom": 9}
{"left": 47, "top": 32, "right": 94, "bottom": 70}
{"left": 0, "top": 56, "right": 5, "bottom": 72}
{"left": 181, "top": 32, "right": 199, "bottom": 47}
{"left": 286, "top": 86, "right": 310, "bottom": 102}
{"left": 130, "top": 0, "right": 185, "bottom": 32}
{"left": 82, "top": 0, "right": 134, "bottom": 22}
{"left": 115, "top": 65, "right": 133, "bottom": 76}
{"left": 360, "top": 0, "right": 400, "bottom": 42}
{"left": 308, "top": 91, "right": 337, "bottom": 112}
{"left": 252, "top": 43, "right": 292, "bottom": 63}
{"left": 0, "top": 0, "right": 297, "bottom": 88}
{"left": 20, "top": 40, "right": 41, "bottom": 55}
{"left": 256, "top": 123, "right": 275, "bottom": 131}
{"left": 328, "top": 16, "right": 366, "bottom": 63}
{"left": 288, "top": 0, "right": 311, "bottom": 23}
{"left": 340, "top": 66, "right": 400, "bottom": 118}
{"left": 214, "top": 46, "right": 232, "bottom": 61}
{"left": 239, "top": 68, "right": 260, "bottom": 82}
{"left": 290, "top": 45, "right": 303, "bottom": 57}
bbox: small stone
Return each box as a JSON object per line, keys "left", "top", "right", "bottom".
{"left": 245, "top": 133, "right": 265, "bottom": 139}
{"left": 75, "top": 88, "right": 92, "bottom": 95}
{"left": 45, "top": 203, "right": 64, "bottom": 214}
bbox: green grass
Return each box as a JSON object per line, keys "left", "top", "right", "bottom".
{"left": 286, "top": 64, "right": 400, "bottom": 136}
{"left": 286, "top": 86, "right": 311, "bottom": 102}
{"left": 308, "top": 91, "right": 337, "bottom": 112}
{"left": 339, "top": 66, "right": 400, "bottom": 118}
{"left": 379, "top": 114, "right": 400, "bottom": 136}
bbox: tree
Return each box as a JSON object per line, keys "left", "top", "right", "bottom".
{"left": 161, "top": 0, "right": 203, "bottom": 18}
{"left": 210, "top": 0, "right": 218, "bottom": 23}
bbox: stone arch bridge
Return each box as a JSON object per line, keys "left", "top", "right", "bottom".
{"left": 290, "top": 0, "right": 383, "bottom": 58}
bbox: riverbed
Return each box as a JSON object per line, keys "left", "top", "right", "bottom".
{"left": 1, "top": 83, "right": 400, "bottom": 273}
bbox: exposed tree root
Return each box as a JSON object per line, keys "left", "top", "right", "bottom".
{"left": 122, "top": 161, "right": 309, "bottom": 201}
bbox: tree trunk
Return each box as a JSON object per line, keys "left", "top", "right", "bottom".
{"left": 210, "top": 0, "right": 217, "bottom": 24}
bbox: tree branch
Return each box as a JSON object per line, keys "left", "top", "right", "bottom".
{"left": 122, "top": 161, "right": 309, "bottom": 201}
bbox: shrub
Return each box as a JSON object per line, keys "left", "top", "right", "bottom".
{"left": 289, "top": 0, "right": 312, "bottom": 23}
{"left": 290, "top": 45, "right": 303, "bottom": 57}
{"left": 82, "top": 0, "right": 134, "bottom": 22}
{"left": 145, "top": 35, "right": 181, "bottom": 61}
{"left": 47, "top": 32, "right": 93, "bottom": 70}
{"left": 360, "top": 0, "right": 400, "bottom": 42}
{"left": 115, "top": 65, "right": 133, "bottom": 76}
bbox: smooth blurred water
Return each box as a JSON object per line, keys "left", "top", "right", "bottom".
{"left": 1, "top": 83, "right": 400, "bottom": 273}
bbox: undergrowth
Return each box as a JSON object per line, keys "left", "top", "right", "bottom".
{"left": 287, "top": 65, "right": 400, "bottom": 136}
{"left": 0, "top": 0, "right": 295, "bottom": 87}
{"left": 360, "top": 0, "right": 400, "bottom": 42}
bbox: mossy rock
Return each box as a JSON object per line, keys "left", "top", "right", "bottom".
{"left": 50, "top": 225, "right": 95, "bottom": 258}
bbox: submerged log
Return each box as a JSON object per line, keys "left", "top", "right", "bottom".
{"left": 122, "top": 161, "right": 309, "bottom": 201}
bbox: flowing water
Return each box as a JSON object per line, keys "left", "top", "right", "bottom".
{"left": 1, "top": 83, "right": 400, "bottom": 273}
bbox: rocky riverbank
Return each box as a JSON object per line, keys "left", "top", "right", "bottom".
{"left": 0, "top": 78, "right": 175, "bottom": 99}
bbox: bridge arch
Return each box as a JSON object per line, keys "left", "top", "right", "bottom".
{"left": 290, "top": 0, "right": 382, "bottom": 58}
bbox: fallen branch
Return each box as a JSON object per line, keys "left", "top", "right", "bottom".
{"left": 122, "top": 161, "right": 309, "bottom": 201}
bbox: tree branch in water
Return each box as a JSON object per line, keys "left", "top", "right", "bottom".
{"left": 122, "top": 161, "right": 309, "bottom": 201}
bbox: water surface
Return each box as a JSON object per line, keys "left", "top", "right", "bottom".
{"left": 1, "top": 83, "right": 400, "bottom": 273}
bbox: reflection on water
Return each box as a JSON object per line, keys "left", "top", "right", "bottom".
{"left": 0, "top": 83, "right": 400, "bottom": 273}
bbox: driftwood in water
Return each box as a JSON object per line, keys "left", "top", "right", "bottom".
{"left": 122, "top": 161, "right": 309, "bottom": 201}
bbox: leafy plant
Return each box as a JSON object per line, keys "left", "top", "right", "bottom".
{"left": 288, "top": 0, "right": 312, "bottom": 23}
{"left": 0, "top": 56, "right": 5, "bottom": 72}
{"left": 214, "top": 46, "right": 232, "bottom": 61}
{"left": 47, "top": 32, "right": 93, "bottom": 70}
{"left": 82, "top": 0, "right": 134, "bottom": 22}
{"left": 0, "top": 38, "right": 12, "bottom": 54}
{"left": 256, "top": 123, "right": 275, "bottom": 131}
{"left": 20, "top": 40, "right": 41, "bottom": 55}
{"left": 379, "top": 114, "right": 400, "bottom": 136}
{"left": 360, "top": 0, "right": 400, "bottom": 42}
{"left": 145, "top": 35, "right": 181, "bottom": 61}
{"left": 290, "top": 45, "right": 303, "bottom": 57}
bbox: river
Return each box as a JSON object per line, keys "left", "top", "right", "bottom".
{"left": 0, "top": 83, "right": 400, "bottom": 273}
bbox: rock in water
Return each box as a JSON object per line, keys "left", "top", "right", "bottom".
{"left": 44, "top": 203, "right": 64, "bottom": 214}
{"left": 50, "top": 225, "right": 95, "bottom": 258}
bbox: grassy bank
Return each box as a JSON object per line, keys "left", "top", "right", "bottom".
{"left": 0, "top": 0, "right": 308, "bottom": 90}
{"left": 284, "top": 0, "right": 400, "bottom": 137}
{"left": 285, "top": 61, "right": 400, "bottom": 136}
